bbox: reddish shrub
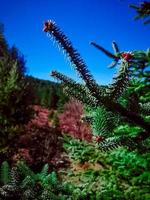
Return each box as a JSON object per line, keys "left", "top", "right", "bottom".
{"left": 58, "top": 99, "right": 92, "bottom": 142}
{"left": 11, "top": 105, "right": 69, "bottom": 171}
{"left": 29, "top": 105, "right": 50, "bottom": 127}
{"left": 12, "top": 148, "right": 33, "bottom": 165}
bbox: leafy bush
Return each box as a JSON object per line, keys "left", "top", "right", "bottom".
{"left": 63, "top": 135, "right": 107, "bottom": 165}
{"left": 62, "top": 136, "right": 150, "bottom": 200}
{"left": 107, "top": 148, "right": 150, "bottom": 183}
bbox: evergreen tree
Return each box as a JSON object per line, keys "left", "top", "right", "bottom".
{"left": 43, "top": 20, "right": 150, "bottom": 151}
{"left": 0, "top": 26, "right": 34, "bottom": 149}
{"left": 0, "top": 23, "right": 8, "bottom": 57}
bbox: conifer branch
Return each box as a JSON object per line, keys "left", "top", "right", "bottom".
{"left": 51, "top": 69, "right": 150, "bottom": 134}
{"left": 92, "top": 106, "right": 120, "bottom": 137}
{"left": 45, "top": 20, "right": 104, "bottom": 98}
{"left": 51, "top": 70, "right": 99, "bottom": 107}
{"left": 139, "top": 102, "right": 150, "bottom": 115}
{"left": 99, "top": 136, "right": 139, "bottom": 151}
{"left": 130, "top": 1, "right": 150, "bottom": 24}
{"left": 112, "top": 41, "right": 120, "bottom": 54}
{"left": 108, "top": 61, "right": 118, "bottom": 69}
{"left": 0, "top": 161, "right": 72, "bottom": 199}
{"left": 91, "top": 41, "right": 119, "bottom": 60}
{"left": 102, "top": 100, "right": 150, "bottom": 133}
{"left": 106, "top": 61, "right": 129, "bottom": 100}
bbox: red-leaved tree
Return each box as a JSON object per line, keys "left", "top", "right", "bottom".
{"left": 58, "top": 99, "right": 92, "bottom": 142}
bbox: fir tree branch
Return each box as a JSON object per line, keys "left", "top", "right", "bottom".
{"left": 45, "top": 20, "right": 104, "bottom": 98}
{"left": 130, "top": 2, "right": 150, "bottom": 24}
{"left": 108, "top": 61, "right": 118, "bottom": 69}
{"left": 102, "top": 100, "right": 150, "bottom": 133}
{"left": 92, "top": 106, "right": 120, "bottom": 137}
{"left": 98, "top": 136, "right": 123, "bottom": 151}
{"left": 106, "top": 61, "right": 129, "bottom": 100}
{"left": 51, "top": 70, "right": 99, "bottom": 107}
{"left": 112, "top": 41, "right": 120, "bottom": 54}
{"left": 98, "top": 136, "right": 139, "bottom": 151}
{"left": 139, "top": 102, "right": 150, "bottom": 115}
{"left": 91, "top": 41, "right": 119, "bottom": 60}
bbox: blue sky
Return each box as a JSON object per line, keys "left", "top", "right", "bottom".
{"left": 0, "top": 0, "right": 149, "bottom": 84}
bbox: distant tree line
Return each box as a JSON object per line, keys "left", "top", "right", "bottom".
{"left": 26, "top": 75, "right": 68, "bottom": 110}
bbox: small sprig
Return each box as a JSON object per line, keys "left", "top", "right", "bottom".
{"left": 130, "top": 1, "right": 150, "bottom": 24}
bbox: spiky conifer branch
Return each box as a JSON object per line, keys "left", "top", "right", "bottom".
{"left": 91, "top": 42, "right": 119, "bottom": 60}
{"left": 106, "top": 61, "right": 129, "bottom": 100}
{"left": 98, "top": 136, "right": 138, "bottom": 151}
{"left": 92, "top": 106, "right": 120, "bottom": 138}
{"left": 44, "top": 20, "right": 104, "bottom": 100}
{"left": 51, "top": 70, "right": 99, "bottom": 107}
{"left": 92, "top": 40, "right": 150, "bottom": 83}
{"left": 139, "top": 102, "right": 150, "bottom": 115}
{"left": 0, "top": 161, "right": 73, "bottom": 199}
{"left": 112, "top": 41, "right": 120, "bottom": 54}
{"left": 98, "top": 131, "right": 150, "bottom": 151}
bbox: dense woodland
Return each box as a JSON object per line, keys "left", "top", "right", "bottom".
{"left": 0, "top": 2, "right": 150, "bottom": 200}
{"left": 25, "top": 75, "right": 67, "bottom": 109}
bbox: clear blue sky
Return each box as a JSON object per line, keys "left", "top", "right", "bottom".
{"left": 0, "top": 0, "right": 149, "bottom": 84}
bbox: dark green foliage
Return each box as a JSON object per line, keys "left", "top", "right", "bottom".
{"left": 130, "top": 1, "right": 150, "bottom": 24}
{"left": 0, "top": 24, "right": 9, "bottom": 58}
{"left": 0, "top": 30, "right": 34, "bottom": 150}
{"left": 107, "top": 148, "right": 150, "bottom": 199}
{"left": 0, "top": 161, "right": 74, "bottom": 200}
{"left": 63, "top": 135, "right": 108, "bottom": 165}
{"left": 9, "top": 46, "right": 26, "bottom": 76}
{"left": 107, "top": 148, "right": 150, "bottom": 180}
{"left": 129, "top": 50, "right": 150, "bottom": 84}
{"left": 26, "top": 76, "right": 67, "bottom": 110}
{"left": 63, "top": 136, "right": 150, "bottom": 200}
{"left": 0, "top": 161, "right": 10, "bottom": 185}
{"left": 89, "top": 106, "right": 120, "bottom": 137}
